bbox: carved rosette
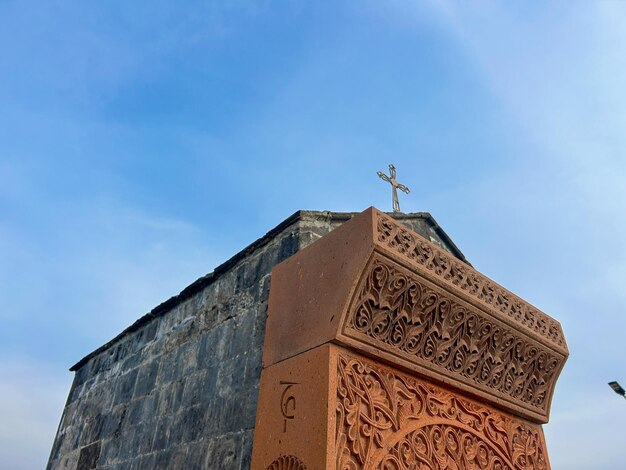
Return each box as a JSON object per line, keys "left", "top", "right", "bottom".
{"left": 266, "top": 455, "right": 307, "bottom": 470}
{"left": 343, "top": 255, "right": 564, "bottom": 420}
{"left": 335, "top": 353, "right": 548, "bottom": 470}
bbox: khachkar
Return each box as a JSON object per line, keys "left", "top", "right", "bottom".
{"left": 251, "top": 207, "right": 568, "bottom": 470}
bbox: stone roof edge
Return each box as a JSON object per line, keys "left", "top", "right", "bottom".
{"left": 69, "top": 209, "right": 463, "bottom": 371}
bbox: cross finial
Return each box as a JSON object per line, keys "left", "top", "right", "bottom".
{"left": 377, "top": 163, "right": 410, "bottom": 212}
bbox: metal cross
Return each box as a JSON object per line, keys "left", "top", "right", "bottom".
{"left": 377, "top": 164, "right": 410, "bottom": 212}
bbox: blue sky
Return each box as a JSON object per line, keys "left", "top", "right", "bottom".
{"left": 2, "top": 1, "right": 626, "bottom": 468}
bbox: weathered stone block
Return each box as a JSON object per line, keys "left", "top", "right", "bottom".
{"left": 112, "top": 370, "right": 137, "bottom": 407}
{"left": 150, "top": 416, "right": 171, "bottom": 452}
{"left": 76, "top": 441, "right": 100, "bottom": 470}
{"left": 179, "top": 405, "right": 206, "bottom": 443}
{"left": 133, "top": 360, "right": 158, "bottom": 398}
{"left": 184, "top": 440, "right": 209, "bottom": 469}
{"left": 205, "top": 434, "right": 242, "bottom": 469}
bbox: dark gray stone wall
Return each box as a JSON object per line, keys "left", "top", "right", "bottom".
{"left": 47, "top": 210, "right": 466, "bottom": 470}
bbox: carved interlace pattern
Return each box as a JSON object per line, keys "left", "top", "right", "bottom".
{"left": 336, "top": 354, "right": 548, "bottom": 470}
{"left": 376, "top": 214, "right": 566, "bottom": 350}
{"left": 266, "top": 455, "right": 307, "bottom": 470}
{"left": 345, "top": 259, "right": 562, "bottom": 413}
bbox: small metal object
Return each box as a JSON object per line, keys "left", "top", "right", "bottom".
{"left": 377, "top": 163, "right": 410, "bottom": 212}
{"left": 609, "top": 381, "right": 626, "bottom": 398}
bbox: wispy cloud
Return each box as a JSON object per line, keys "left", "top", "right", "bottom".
{"left": 0, "top": 191, "right": 217, "bottom": 360}
{"left": 0, "top": 358, "right": 72, "bottom": 470}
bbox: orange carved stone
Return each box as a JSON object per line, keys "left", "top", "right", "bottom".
{"left": 263, "top": 207, "right": 567, "bottom": 423}
{"left": 251, "top": 345, "right": 550, "bottom": 470}
{"left": 253, "top": 207, "right": 565, "bottom": 469}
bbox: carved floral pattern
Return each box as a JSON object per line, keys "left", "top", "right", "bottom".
{"left": 376, "top": 214, "right": 566, "bottom": 351}
{"left": 336, "top": 354, "right": 548, "bottom": 469}
{"left": 345, "top": 258, "right": 562, "bottom": 414}
{"left": 382, "top": 425, "right": 509, "bottom": 469}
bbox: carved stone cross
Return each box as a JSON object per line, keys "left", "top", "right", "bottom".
{"left": 377, "top": 164, "right": 410, "bottom": 212}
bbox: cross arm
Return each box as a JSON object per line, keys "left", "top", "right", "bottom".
{"left": 396, "top": 183, "right": 410, "bottom": 194}
{"left": 377, "top": 171, "right": 391, "bottom": 183}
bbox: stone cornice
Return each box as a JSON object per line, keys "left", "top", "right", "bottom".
{"left": 374, "top": 212, "right": 567, "bottom": 354}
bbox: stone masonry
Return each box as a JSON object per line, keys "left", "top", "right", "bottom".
{"left": 47, "top": 209, "right": 467, "bottom": 470}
